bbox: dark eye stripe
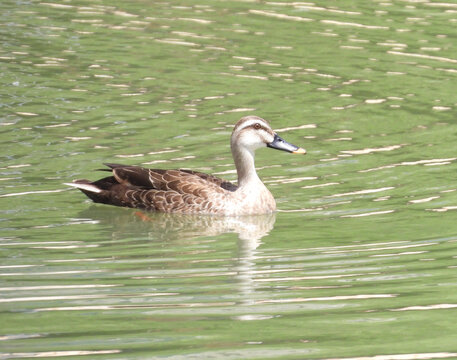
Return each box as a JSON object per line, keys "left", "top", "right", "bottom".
{"left": 234, "top": 118, "right": 274, "bottom": 135}
{"left": 233, "top": 116, "right": 272, "bottom": 133}
{"left": 243, "top": 123, "right": 274, "bottom": 135}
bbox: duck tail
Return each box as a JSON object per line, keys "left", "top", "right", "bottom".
{"left": 64, "top": 180, "right": 102, "bottom": 193}
{"left": 65, "top": 177, "right": 120, "bottom": 205}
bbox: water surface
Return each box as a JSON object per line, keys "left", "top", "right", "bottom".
{"left": 1, "top": 0, "right": 457, "bottom": 359}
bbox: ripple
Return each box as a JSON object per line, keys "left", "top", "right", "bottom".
{"left": 365, "top": 98, "right": 386, "bottom": 104}
{"left": 321, "top": 19, "right": 389, "bottom": 30}
{"left": 302, "top": 182, "right": 340, "bottom": 189}
{"left": 155, "top": 39, "right": 198, "bottom": 47}
{"left": 0, "top": 270, "right": 104, "bottom": 277}
{"left": 341, "top": 210, "right": 395, "bottom": 218}
{"left": 1, "top": 350, "right": 121, "bottom": 358}
{"left": 177, "top": 17, "right": 212, "bottom": 25}
{"left": 341, "top": 144, "right": 404, "bottom": 155}
{"left": 0, "top": 189, "right": 67, "bottom": 198}
{"left": 327, "top": 187, "right": 394, "bottom": 198}
{"left": 15, "top": 112, "right": 38, "bottom": 116}
{"left": 429, "top": 206, "right": 457, "bottom": 213}
{"left": 0, "top": 333, "right": 44, "bottom": 341}
{"left": 325, "top": 242, "right": 436, "bottom": 254}
{"left": 0, "top": 284, "right": 117, "bottom": 291}
{"left": 408, "top": 196, "right": 440, "bottom": 204}
{"left": 391, "top": 304, "right": 457, "bottom": 312}
{"left": 275, "top": 124, "right": 316, "bottom": 132}
{"left": 0, "top": 291, "right": 177, "bottom": 304}
{"left": 254, "top": 273, "right": 375, "bottom": 282}
{"left": 39, "top": 2, "right": 74, "bottom": 9}
{"left": 323, "top": 352, "right": 457, "bottom": 360}
{"left": 388, "top": 50, "right": 457, "bottom": 64}
{"left": 360, "top": 158, "right": 457, "bottom": 172}
{"left": 249, "top": 9, "right": 313, "bottom": 22}
{"left": 256, "top": 294, "right": 396, "bottom": 305}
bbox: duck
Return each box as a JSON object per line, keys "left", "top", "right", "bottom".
{"left": 65, "top": 115, "right": 306, "bottom": 215}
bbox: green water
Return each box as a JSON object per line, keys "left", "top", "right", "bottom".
{"left": 1, "top": 0, "right": 457, "bottom": 359}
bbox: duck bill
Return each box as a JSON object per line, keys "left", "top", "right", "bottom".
{"left": 267, "top": 133, "right": 306, "bottom": 154}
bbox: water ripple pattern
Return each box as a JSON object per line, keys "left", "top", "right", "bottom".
{"left": 1, "top": 0, "right": 457, "bottom": 359}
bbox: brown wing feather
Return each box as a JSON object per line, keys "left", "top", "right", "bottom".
{"left": 115, "top": 188, "right": 221, "bottom": 214}
{"left": 73, "top": 164, "right": 232, "bottom": 213}
{"left": 179, "top": 169, "right": 238, "bottom": 192}
{"left": 104, "top": 163, "right": 236, "bottom": 194}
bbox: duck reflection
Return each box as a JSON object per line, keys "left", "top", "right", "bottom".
{"left": 78, "top": 206, "right": 275, "bottom": 245}
{"left": 77, "top": 206, "right": 275, "bottom": 306}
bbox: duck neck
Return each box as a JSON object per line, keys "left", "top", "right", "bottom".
{"left": 232, "top": 145, "right": 262, "bottom": 189}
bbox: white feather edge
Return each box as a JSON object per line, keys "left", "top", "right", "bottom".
{"left": 63, "top": 182, "right": 102, "bottom": 193}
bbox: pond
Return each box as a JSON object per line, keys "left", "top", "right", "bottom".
{"left": 1, "top": 0, "right": 457, "bottom": 359}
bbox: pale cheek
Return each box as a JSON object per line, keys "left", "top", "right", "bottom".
{"left": 252, "top": 138, "right": 267, "bottom": 149}
{"left": 240, "top": 134, "right": 259, "bottom": 147}
{"left": 238, "top": 131, "right": 269, "bottom": 151}
{"left": 247, "top": 142, "right": 267, "bottom": 150}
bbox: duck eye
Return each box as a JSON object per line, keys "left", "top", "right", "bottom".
{"left": 254, "top": 123, "right": 261, "bottom": 130}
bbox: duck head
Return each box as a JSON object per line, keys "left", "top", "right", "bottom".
{"left": 231, "top": 115, "right": 306, "bottom": 155}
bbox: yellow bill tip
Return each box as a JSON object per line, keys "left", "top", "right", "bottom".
{"left": 292, "top": 147, "right": 307, "bottom": 154}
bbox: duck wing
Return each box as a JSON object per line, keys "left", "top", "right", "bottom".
{"left": 179, "top": 169, "right": 238, "bottom": 192}
{"left": 69, "top": 164, "right": 236, "bottom": 213}
{"left": 104, "top": 163, "right": 237, "bottom": 193}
